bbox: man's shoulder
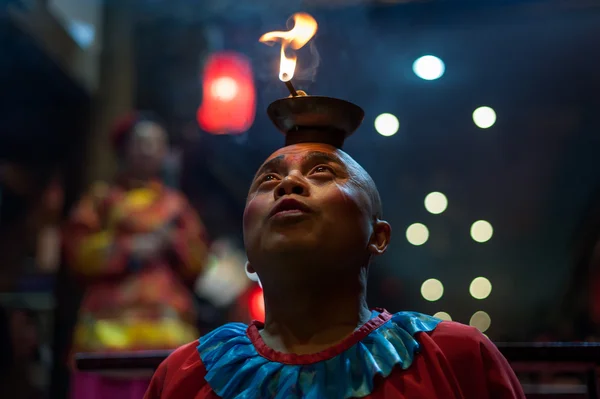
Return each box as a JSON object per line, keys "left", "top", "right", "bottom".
{"left": 163, "top": 322, "right": 248, "bottom": 368}
{"left": 167, "top": 339, "right": 199, "bottom": 363}
{"left": 420, "top": 320, "right": 526, "bottom": 398}
{"left": 424, "top": 320, "right": 493, "bottom": 364}
{"left": 162, "top": 340, "right": 201, "bottom": 369}
{"left": 387, "top": 311, "right": 487, "bottom": 356}
{"left": 147, "top": 324, "right": 248, "bottom": 398}
{"left": 145, "top": 340, "right": 206, "bottom": 398}
{"left": 430, "top": 319, "right": 486, "bottom": 340}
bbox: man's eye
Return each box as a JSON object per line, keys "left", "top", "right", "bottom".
{"left": 312, "top": 165, "right": 334, "bottom": 174}
{"left": 262, "top": 174, "right": 278, "bottom": 182}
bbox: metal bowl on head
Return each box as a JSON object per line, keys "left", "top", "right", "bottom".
{"left": 267, "top": 96, "right": 365, "bottom": 148}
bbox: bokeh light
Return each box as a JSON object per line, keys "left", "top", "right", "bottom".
{"left": 472, "top": 106, "right": 497, "bottom": 129}
{"left": 433, "top": 311, "right": 452, "bottom": 321}
{"left": 413, "top": 55, "right": 445, "bottom": 80}
{"left": 406, "top": 223, "right": 429, "bottom": 246}
{"left": 210, "top": 76, "right": 239, "bottom": 101}
{"left": 469, "top": 311, "right": 491, "bottom": 333}
{"left": 249, "top": 287, "right": 265, "bottom": 322}
{"left": 67, "top": 20, "right": 96, "bottom": 49}
{"left": 424, "top": 192, "right": 448, "bottom": 215}
{"left": 470, "top": 220, "right": 494, "bottom": 243}
{"left": 421, "top": 278, "right": 444, "bottom": 302}
{"left": 470, "top": 277, "right": 492, "bottom": 300}
{"left": 197, "top": 52, "right": 256, "bottom": 135}
{"left": 374, "top": 113, "right": 399, "bottom": 137}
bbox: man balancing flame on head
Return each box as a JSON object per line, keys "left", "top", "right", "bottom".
{"left": 145, "top": 11, "right": 523, "bottom": 398}
{"left": 144, "top": 126, "right": 525, "bottom": 399}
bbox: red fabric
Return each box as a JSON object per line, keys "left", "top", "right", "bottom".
{"left": 63, "top": 182, "right": 209, "bottom": 352}
{"left": 144, "top": 318, "right": 525, "bottom": 399}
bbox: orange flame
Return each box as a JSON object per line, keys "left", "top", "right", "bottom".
{"left": 259, "top": 13, "right": 318, "bottom": 82}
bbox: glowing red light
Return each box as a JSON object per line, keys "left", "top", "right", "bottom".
{"left": 249, "top": 286, "right": 265, "bottom": 322}
{"left": 197, "top": 52, "right": 256, "bottom": 135}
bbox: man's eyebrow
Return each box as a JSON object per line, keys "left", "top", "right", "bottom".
{"left": 302, "top": 151, "right": 345, "bottom": 167}
{"left": 254, "top": 155, "right": 285, "bottom": 178}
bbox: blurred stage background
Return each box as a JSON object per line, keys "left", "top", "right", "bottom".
{"left": 1, "top": 0, "right": 600, "bottom": 397}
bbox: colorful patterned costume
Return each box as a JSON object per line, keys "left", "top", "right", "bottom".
{"left": 64, "top": 181, "right": 208, "bottom": 353}
{"left": 145, "top": 310, "right": 525, "bottom": 399}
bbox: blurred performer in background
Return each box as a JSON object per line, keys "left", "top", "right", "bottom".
{"left": 63, "top": 112, "right": 209, "bottom": 399}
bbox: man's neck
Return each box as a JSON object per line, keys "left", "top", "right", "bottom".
{"left": 259, "top": 269, "right": 371, "bottom": 355}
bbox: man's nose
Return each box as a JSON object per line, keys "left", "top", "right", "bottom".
{"left": 275, "top": 175, "right": 309, "bottom": 199}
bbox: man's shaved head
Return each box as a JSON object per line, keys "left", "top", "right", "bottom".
{"left": 332, "top": 150, "right": 383, "bottom": 220}
{"left": 243, "top": 142, "right": 391, "bottom": 284}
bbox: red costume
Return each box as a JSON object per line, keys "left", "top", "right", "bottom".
{"left": 64, "top": 181, "right": 208, "bottom": 353}
{"left": 144, "top": 310, "right": 524, "bottom": 399}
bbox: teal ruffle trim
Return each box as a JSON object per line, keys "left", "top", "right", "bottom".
{"left": 197, "top": 311, "right": 441, "bottom": 399}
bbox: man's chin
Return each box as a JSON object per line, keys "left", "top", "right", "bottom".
{"left": 262, "top": 232, "right": 320, "bottom": 254}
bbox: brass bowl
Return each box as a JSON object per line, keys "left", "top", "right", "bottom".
{"left": 267, "top": 96, "right": 365, "bottom": 148}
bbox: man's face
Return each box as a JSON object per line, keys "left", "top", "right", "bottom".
{"left": 243, "top": 143, "right": 375, "bottom": 273}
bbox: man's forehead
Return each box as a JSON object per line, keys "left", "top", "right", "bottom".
{"left": 264, "top": 143, "right": 342, "bottom": 164}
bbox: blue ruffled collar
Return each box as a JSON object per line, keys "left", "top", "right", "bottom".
{"left": 197, "top": 309, "right": 441, "bottom": 399}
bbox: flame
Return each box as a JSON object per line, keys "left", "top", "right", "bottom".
{"left": 259, "top": 13, "right": 318, "bottom": 82}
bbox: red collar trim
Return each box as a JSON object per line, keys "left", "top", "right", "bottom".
{"left": 246, "top": 308, "right": 392, "bottom": 365}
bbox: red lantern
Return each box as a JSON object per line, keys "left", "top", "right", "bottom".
{"left": 197, "top": 52, "right": 256, "bottom": 135}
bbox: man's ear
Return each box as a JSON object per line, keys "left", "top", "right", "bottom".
{"left": 245, "top": 261, "right": 262, "bottom": 288}
{"left": 368, "top": 220, "right": 391, "bottom": 256}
